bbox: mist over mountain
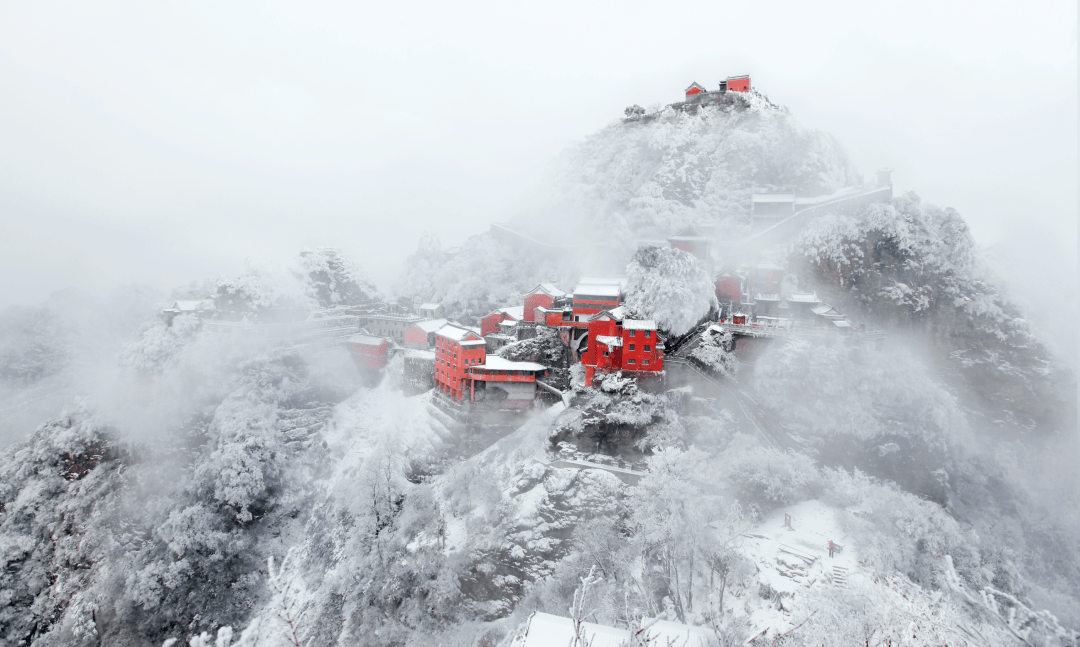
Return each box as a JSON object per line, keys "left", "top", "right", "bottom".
{"left": 0, "top": 92, "right": 1077, "bottom": 647}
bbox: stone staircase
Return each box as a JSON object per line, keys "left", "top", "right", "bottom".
{"left": 832, "top": 565, "right": 849, "bottom": 588}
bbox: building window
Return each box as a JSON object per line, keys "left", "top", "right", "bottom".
{"left": 629, "top": 330, "right": 636, "bottom": 337}
{"left": 628, "top": 359, "right": 636, "bottom": 365}
{"left": 603, "top": 350, "right": 609, "bottom": 357}
{"left": 643, "top": 360, "right": 650, "bottom": 366}
{"left": 644, "top": 331, "right": 651, "bottom": 337}
{"left": 644, "top": 345, "right": 650, "bottom": 351}
{"left": 629, "top": 344, "right": 635, "bottom": 351}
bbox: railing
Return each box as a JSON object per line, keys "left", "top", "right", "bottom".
{"left": 204, "top": 315, "right": 361, "bottom": 347}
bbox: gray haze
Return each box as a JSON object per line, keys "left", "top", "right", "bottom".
{"left": 0, "top": 0, "right": 1076, "bottom": 307}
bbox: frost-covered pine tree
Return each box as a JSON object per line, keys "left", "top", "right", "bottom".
{"left": 624, "top": 246, "right": 716, "bottom": 336}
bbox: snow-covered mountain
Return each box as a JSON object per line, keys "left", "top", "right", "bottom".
{"left": 1, "top": 97, "right": 1077, "bottom": 647}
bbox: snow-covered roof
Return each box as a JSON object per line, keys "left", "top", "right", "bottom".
{"left": 752, "top": 193, "right": 796, "bottom": 203}
{"left": 755, "top": 293, "right": 781, "bottom": 302}
{"left": 172, "top": 300, "right": 209, "bottom": 312}
{"left": 595, "top": 335, "right": 623, "bottom": 349}
{"left": 574, "top": 284, "right": 622, "bottom": 298}
{"left": 727, "top": 74, "right": 750, "bottom": 81}
{"left": 588, "top": 306, "right": 627, "bottom": 322}
{"left": 714, "top": 265, "right": 745, "bottom": 279}
{"left": 525, "top": 282, "right": 565, "bottom": 298}
{"left": 756, "top": 262, "right": 784, "bottom": 271}
{"left": 475, "top": 356, "right": 546, "bottom": 372}
{"left": 640, "top": 619, "right": 714, "bottom": 647}
{"left": 435, "top": 324, "right": 481, "bottom": 342}
{"left": 812, "top": 305, "right": 842, "bottom": 317}
{"left": 668, "top": 225, "right": 711, "bottom": 241}
{"left": 518, "top": 613, "right": 629, "bottom": 647}
{"left": 831, "top": 319, "right": 854, "bottom": 328}
{"left": 347, "top": 334, "right": 387, "bottom": 346}
{"left": 417, "top": 302, "right": 441, "bottom": 310}
{"left": 410, "top": 318, "right": 448, "bottom": 333}
{"left": 460, "top": 339, "right": 487, "bottom": 346}
{"left": 623, "top": 319, "right": 657, "bottom": 330}
{"left": 787, "top": 292, "right": 820, "bottom": 303}
{"left": 578, "top": 276, "right": 627, "bottom": 289}
{"left": 501, "top": 305, "right": 525, "bottom": 320}
{"left": 684, "top": 81, "right": 707, "bottom": 94}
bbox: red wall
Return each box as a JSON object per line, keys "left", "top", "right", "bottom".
{"left": 686, "top": 86, "right": 704, "bottom": 96}
{"left": 621, "top": 328, "right": 663, "bottom": 373}
{"left": 523, "top": 293, "right": 554, "bottom": 323}
{"left": 349, "top": 341, "right": 389, "bottom": 371}
{"left": 728, "top": 77, "right": 750, "bottom": 92}
{"left": 433, "top": 333, "right": 485, "bottom": 400}
{"left": 403, "top": 325, "right": 430, "bottom": 347}
{"left": 572, "top": 298, "right": 620, "bottom": 322}
{"left": 480, "top": 312, "right": 507, "bottom": 336}
{"left": 715, "top": 276, "right": 742, "bottom": 302}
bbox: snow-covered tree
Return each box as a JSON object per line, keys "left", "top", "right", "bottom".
{"left": 291, "top": 247, "right": 376, "bottom": 309}
{"left": 624, "top": 246, "right": 716, "bottom": 336}
{"left": 689, "top": 328, "right": 737, "bottom": 377}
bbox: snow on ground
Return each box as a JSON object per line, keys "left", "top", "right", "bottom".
{"left": 322, "top": 358, "right": 451, "bottom": 481}
{"left": 740, "top": 499, "right": 858, "bottom": 599}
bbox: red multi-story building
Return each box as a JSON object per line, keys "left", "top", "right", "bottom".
{"left": 523, "top": 283, "right": 566, "bottom": 323}
{"left": 347, "top": 334, "right": 390, "bottom": 371}
{"left": 433, "top": 324, "right": 486, "bottom": 401}
{"left": 580, "top": 307, "right": 664, "bottom": 386}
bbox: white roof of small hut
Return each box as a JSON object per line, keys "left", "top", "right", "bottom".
{"left": 519, "top": 613, "right": 629, "bottom": 647}
{"left": 788, "top": 292, "right": 820, "bottom": 303}
{"left": 418, "top": 302, "right": 441, "bottom": 310}
{"left": 639, "top": 619, "right": 714, "bottom": 647}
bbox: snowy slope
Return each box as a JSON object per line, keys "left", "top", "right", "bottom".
{"left": 543, "top": 93, "right": 860, "bottom": 247}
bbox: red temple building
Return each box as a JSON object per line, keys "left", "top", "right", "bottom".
{"left": 685, "top": 81, "right": 707, "bottom": 100}
{"left": 580, "top": 307, "right": 664, "bottom": 386}
{"left": 402, "top": 318, "right": 448, "bottom": 350}
{"left": 523, "top": 283, "right": 566, "bottom": 323}
{"left": 347, "top": 334, "right": 390, "bottom": 371}
{"left": 433, "top": 324, "right": 486, "bottom": 401}
{"left": 481, "top": 306, "right": 525, "bottom": 336}
{"left": 668, "top": 225, "right": 712, "bottom": 261}
{"left": 726, "top": 74, "right": 751, "bottom": 93}
{"left": 714, "top": 265, "right": 746, "bottom": 304}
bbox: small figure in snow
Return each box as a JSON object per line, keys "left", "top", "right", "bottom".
{"left": 828, "top": 540, "right": 837, "bottom": 558}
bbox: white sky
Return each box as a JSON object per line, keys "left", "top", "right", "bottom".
{"left": 0, "top": 0, "right": 1076, "bottom": 307}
